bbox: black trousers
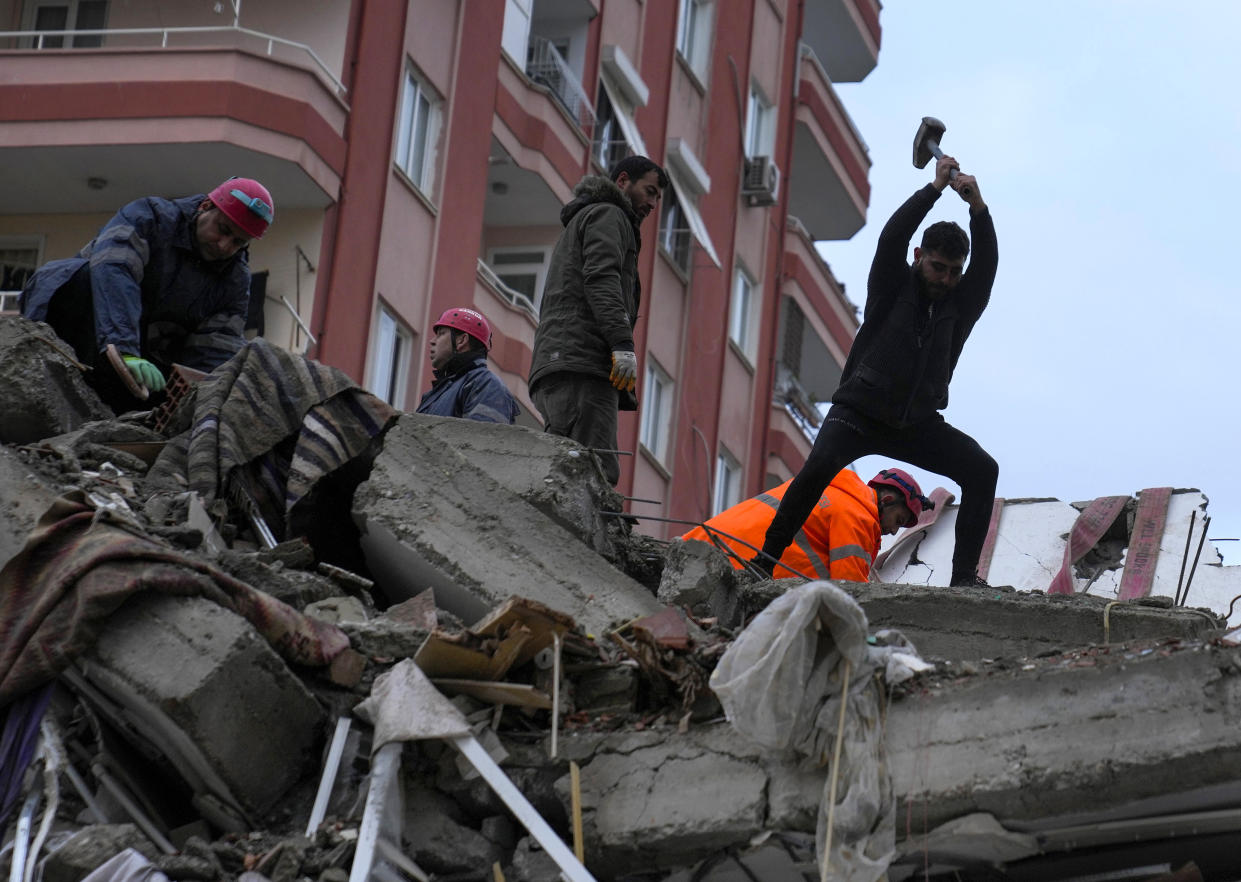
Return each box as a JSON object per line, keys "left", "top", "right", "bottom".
{"left": 761, "top": 404, "right": 999, "bottom": 580}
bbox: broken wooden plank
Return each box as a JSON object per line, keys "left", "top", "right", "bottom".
{"left": 431, "top": 679, "right": 552, "bottom": 710}
{"left": 473, "top": 597, "right": 575, "bottom": 669}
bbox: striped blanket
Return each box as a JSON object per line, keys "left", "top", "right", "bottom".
{"left": 147, "top": 339, "right": 398, "bottom": 539}
{"left": 0, "top": 491, "right": 353, "bottom": 705}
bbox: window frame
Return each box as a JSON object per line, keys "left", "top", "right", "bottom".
{"left": 369, "top": 305, "right": 412, "bottom": 408}
{"left": 728, "top": 264, "right": 758, "bottom": 362}
{"left": 675, "top": 0, "right": 713, "bottom": 77}
{"left": 712, "top": 447, "right": 743, "bottom": 516}
{"left": 745, "top": 83, "right": 774, "bottom": 158}
{"left": 658, "top": 185, "right": 692, "bottom": 276}
{"left": 485, "top": 245, "right": 552, "bottom": 313}
{"left": 395, "top": 63, "right": 441, "bottom": 197}
{"left": 0, "top": 235, "right": 43, "bottom": 313}
{"left": 639, "top": 358, "right": 674, "bottom": 464}
{"left": 24, "top": 0, "right": 107, "bottom": 48}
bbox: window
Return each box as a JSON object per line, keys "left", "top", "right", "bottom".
{"left": 729, "top": 266, "right": 758, "bottom": 360}
{"left": 369, "top": 307, "right": 411, "bottom": 407}
{"left": 639, "top": 359, "right": 673, "bottom": 464}
{"left": 501, "top": 0, "right": 533, "bottom": 66}
{"left": 713, "top": 449, "right": 742, "bottom": 516}
{"left": 0, "top": 238, "right": 41, "bottom": 313}
{"left": 676, "top": 0, "right": 713, "bottom": 77}
{"left": 592, "top": 85, "right": 630, "bottom": 171}
{"left": 395, "top": 65, "right": 440, "bottom": 195}
{"left": 486, "top": 247, "right": 550, "bottom": 313}
{"left": 745, "top": 85, "right": 774, "bottom": 158}
{"left": 27, "top": 0, "right": 107, "bottom": 48}
{"left": 658, "top": 187, "right": 692, "bottom": 275}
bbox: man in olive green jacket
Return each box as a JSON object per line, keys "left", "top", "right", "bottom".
{"left": 528, "top": 156, "right": 666, "bottom": 485}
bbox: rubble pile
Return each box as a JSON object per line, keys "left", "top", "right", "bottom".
{"left": 1, "top": 316, "right": 1239, "bottom": 882}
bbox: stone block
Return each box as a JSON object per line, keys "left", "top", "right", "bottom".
{"left": 412, "top": 413, "right": 625, "bottom": 560}
{"left": 43, "top": 826, "right": 158, "bottom": 882}
{"left": 0, "top": 315, "right": 111, "bottom": 443}
{"left": 0, "top": 444, "right": 61, "bottom": 571}
{"left": 76, "top": 594, "right": 325, "bottom": 821}
{"left": 353, "top": 417, "right": 660, "bottom": 637}
{"left": 657, "top": 539, "right": 738, "bottom": 613}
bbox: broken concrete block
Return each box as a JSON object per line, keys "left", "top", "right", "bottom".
{"left": 43, "top": 825, "right": 159, "bottom": 882}
{"left": 0, "top": 444, "right": 61, "bottom": 571}
{"left": 657, "top": 539, "right": 738, "bottom": 613}
{"left": 76, "top": 594, "right": 325, "bottom": 821}
{"left": 304, "top": 596, "right": 369, "bottom": 625}
{"left": 573, "top": 664, "right": 639, "bottom": 713}
{"left": 0, "top": 315, "right": 113, "bottom": 443}
{"left": 853, "top": 582, "right": 1222, "bottom": 661}
{"left": 507, "top": 836, "right": 561, "bottom": 882}
{"left": 353, "top": 417, "right": 661, "bottom": 637}
{"left": 410, "top": 413, "right": 625, "bottom": 560}
{"left": 403, "top": 802, "right": 501, "bottom": 875}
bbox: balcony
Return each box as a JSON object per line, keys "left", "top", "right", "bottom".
{"left": 0, "top": 5, "right": 348, "bottom": 214}
{"left": 801, "top": 0, "right": 880, "bottom": 83}
{"left": 788, "top": 48, "right": 870, "bottom": 241}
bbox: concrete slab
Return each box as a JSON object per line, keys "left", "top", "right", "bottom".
{"left": 75, "top": 593, "right": 325, "bottom": 821}
{"left": 353, "top": 417, "right": 661, "bottom": 636}
{"left": 410, "top": 413, "right": 626, "bottom": 560}
{"left": 853, "top": 582, "right": 1222, "bottom": 661}
{"left": 0, "top": 444, "right": 62, "bottom": 571}
{"left": 553, "top": 638, "right": 1241, "bottom": 879}
{"left": 0, "top": 315, "right": 111, "bottom": 443}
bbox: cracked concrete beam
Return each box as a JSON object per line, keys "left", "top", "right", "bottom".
{"left": 548, "top": 641, "right": 1241, "bottom": 878}
{"left": 853, "top": 582, "right": 1221, "bottom": 661}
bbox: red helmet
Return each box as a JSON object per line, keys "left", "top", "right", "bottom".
{"left": 434, "top": 307, "right": 492, "bottom": 350}
{"left": 868, "top": 468, "right": 933, "bottom": 520}
{"left": 207, "top": 177, "right": 275, "bottom": 239}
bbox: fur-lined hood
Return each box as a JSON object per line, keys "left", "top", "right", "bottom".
{"left": 560, "top": 175, "right": 638, "bottom": 227}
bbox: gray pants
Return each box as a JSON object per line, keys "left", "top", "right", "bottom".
{"left": 531, "top": 372, "right": 621, "bottom": 485}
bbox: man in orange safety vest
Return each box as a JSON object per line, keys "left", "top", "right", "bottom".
{"left": 682, "top": 468, "right": 932, "bottom": 582}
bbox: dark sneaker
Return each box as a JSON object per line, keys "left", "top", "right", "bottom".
{"left": 950, "top": 573, "right": 992, "bottom": 589}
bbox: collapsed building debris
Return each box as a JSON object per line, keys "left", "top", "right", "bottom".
{"left": 4, "top": 316, "right": 1241, "bottom": 881}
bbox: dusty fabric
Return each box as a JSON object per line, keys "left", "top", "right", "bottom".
{"left": 711, "top": 582, "right": 931, "bottom": 882}
{"left": 353, "top": 659, "right": 471, "bottom": 752}
{"left": 0, "top": 492, "right": 351, "bottom": 705}
{"left": 147, "top": 339, "right": 397, "bottom": 534}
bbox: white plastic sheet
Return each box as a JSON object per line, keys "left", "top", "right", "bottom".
{"left": 710, "top": 582, "right": 930, "bottom": 882}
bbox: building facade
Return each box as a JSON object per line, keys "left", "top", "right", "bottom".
{"left": 0, "top": 0, "right": 879, "bottom": 537}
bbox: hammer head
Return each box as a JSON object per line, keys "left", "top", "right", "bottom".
{"left": 913, "top": 116, "right": 947, "bottom": 169}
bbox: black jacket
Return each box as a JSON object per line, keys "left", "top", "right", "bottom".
{"left": 529, "top": 175, "right": 641, "bottom": 409}
{"left": 831, "top": 184, "right": 998, "bottom": 427}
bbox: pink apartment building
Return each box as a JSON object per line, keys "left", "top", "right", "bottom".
{"left": 0, "top": 0, "right": 879, "bottom": 537}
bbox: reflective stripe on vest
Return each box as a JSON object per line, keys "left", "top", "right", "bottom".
{"left": 757, "top": 493, "right": 831, "bottom": 578}
{"left": 829, "top": 544, "right": 873, "bottom": 566}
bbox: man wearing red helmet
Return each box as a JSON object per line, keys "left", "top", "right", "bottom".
{"left": 684, "top": 468, "right": 930, "bottom": 582}
{"left": 416, "top": 307, "right": 519, "bottom": 423}
{"left": 20, "top": 177, "right": 274, "bottom": 410}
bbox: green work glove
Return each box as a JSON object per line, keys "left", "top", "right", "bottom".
{"left": 121, "top": 355, "right": 166, "bottom": 392}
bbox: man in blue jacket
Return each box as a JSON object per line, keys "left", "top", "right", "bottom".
{"left": 416, "top": 307, "right": 519, "bottom": 424}
{"left": 755, "top": 155, "right": 999, "bottom": 588}
{"left": 21, "top": 178, "right": 274, "bottom": 410}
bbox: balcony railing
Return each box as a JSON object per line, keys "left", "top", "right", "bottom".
{"left": 525, "top": 36, "right": 595, "bottom": 133}
{"left": 477, "top": 259, "right": 538, "bottom": 319}
{"left": 0, "top": 24, "right": 346, "bottom": 98}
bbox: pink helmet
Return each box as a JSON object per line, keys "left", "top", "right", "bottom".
{"left": 207, "top": 177, "right": 275, "bottom": 239}
{"left": 868, "top": 468, "right": 933, "bottom": 520}
{"left": 434, "top": 307, "right": 492, "bottom": 350}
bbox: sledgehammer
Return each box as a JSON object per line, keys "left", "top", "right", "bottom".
{"left": 913, "top": 116, "right": 972, "bottom": 199}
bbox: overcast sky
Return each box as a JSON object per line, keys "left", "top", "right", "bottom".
{"left": 816, "top": 1, "right": 1241, "bottom": 561}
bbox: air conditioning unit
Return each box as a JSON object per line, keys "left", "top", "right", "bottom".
{"left": 742, "top": 155, "right": 780, "bottom": 206}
